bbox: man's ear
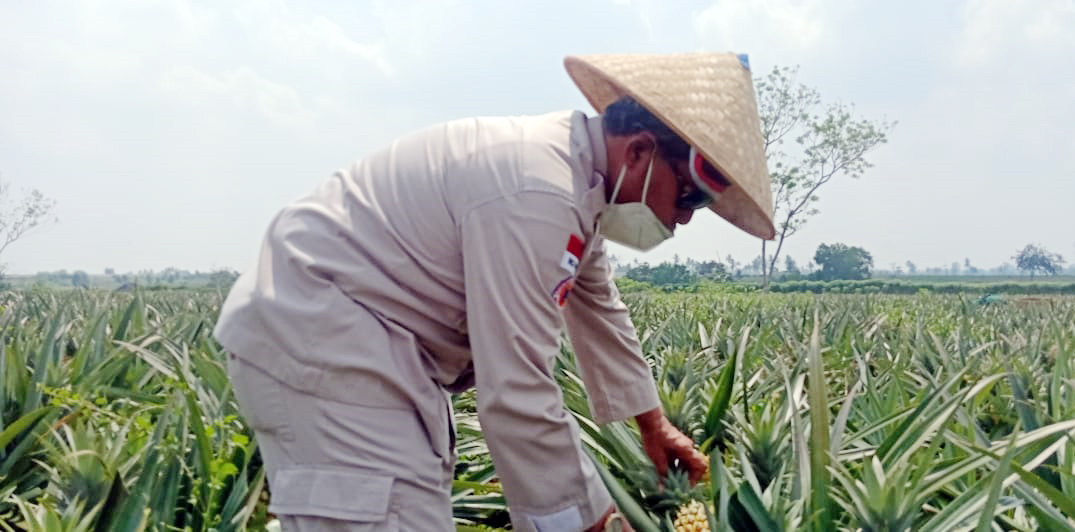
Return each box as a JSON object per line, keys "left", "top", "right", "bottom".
{"left": 624, "top": 132, "right": 658, "bottom": 168}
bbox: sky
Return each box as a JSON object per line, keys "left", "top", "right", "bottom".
{"left": 1, "top": 0, "right": 1073, "bottom": 275}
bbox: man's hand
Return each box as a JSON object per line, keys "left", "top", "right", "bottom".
{"left": 635, "top": 407, "right": 708, "bottom": 485}
{"left": 585, "top": 506, "right": 633, "bottom": 532}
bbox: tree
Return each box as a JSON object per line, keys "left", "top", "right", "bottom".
{"left": 209, "top": 268, "right": 240, "bottom": 289}
{"left": 813, "top": 243, "right": 873, "bottom": 281}
{"left": 622, "top": 261, "right": 697, "bottom": 286}
{"left": 755, "top": 67, "right": 894, "bottom": 288}
{"left": 905, "top": 261, "right": 917, "bottom": 275}
{"left": 71, "top": 270, "right": 90, "bottom": 288}
{"left": 781, "top": 255, "right": 803, "bottom": 281}
{"left": 0, "top": 178, "right": 57, "bottom": 272}
{"left": 1013, "top": 244, "right": 1065, "bottom": 279}
{"left": 963, "top": 258, "right": 978, "bottom": 275}
{"left": 725, "top": 255, "right": 740, "bottom": 276}
{"left": 748, "top": 255, "right": 764, "bottom": 275}
{"left": 695, "top": 260, "right": 729, "bottom": 281}
{"left": 784, "top": 256, "right": 800, "bottom": 275}
{"left": 993, "top": 262, "right": 1017, "bottom": 275}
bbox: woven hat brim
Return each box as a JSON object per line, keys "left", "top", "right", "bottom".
{"left": 564, "top": 53, "right": 776, "bottom": 240}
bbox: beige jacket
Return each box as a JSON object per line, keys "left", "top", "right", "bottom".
{"left": 214, "top": 110, "right": 660, "bottom": 531}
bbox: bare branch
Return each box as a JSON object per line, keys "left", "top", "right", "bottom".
{"left": 0, "top": 178, "right": 58, "bottom": 259}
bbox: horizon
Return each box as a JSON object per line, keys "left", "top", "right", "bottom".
{"left": 11, "top": 252, "right": 1074, "bottom": 279}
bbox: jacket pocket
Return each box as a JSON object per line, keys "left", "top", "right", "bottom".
{"left": 227, "top": 355, "right": 295, "bottom": 441}
{"left": 270, "top": 467, "right": 397, "bottom": 526}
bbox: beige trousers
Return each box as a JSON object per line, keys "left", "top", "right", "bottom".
{"left": 227, "top": 354, "right": 455, "bottom": 531}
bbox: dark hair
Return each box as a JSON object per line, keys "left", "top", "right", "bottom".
{"left": 602, "top": 96, "right": 732, "bottom": 188}
{"left": 602, "top": 96, "right": 691, "bottom": 162}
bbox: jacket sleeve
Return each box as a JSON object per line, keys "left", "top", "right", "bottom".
{"left": 460, "top": 191, "right": 613, "bottom": 532}
{"left": 561, "top": 238, "right": 660, "bottom": 425}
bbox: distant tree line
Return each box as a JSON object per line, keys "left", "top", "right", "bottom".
{"left": 618, "top": 256, "right": 730, "bottom": 287}
{"left": 22, "top": 268, "right": 239, "bottom": 290}
{"left": 769, "top": 279, "right": 1075, "bottom": 295}
{"left": 619, "top": 242, "right": 872, "bottom": 286}
{"left": 619, "top": 242, "right": 1069, "bottom": 289}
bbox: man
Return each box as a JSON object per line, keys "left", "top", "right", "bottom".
{"left": 214, "top": 52, "right": 774, "bottom": 531}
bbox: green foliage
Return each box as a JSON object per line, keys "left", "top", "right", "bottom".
{"left": 1014, "top": 244, "right": 1066, "bottom": 279}
{"left": 624, "top": 262, "right": 699, "bottom": 286}
{"left": 770, "top": 278, "right": 1075, "bottom": 295}
{"left": 621, "top": 260, "right": 730, "bottom": 288}
{"left": 12, "top": 269, "right": 240, "bottom": 291}
{"left": 755, "top": 66, "right": 895, "bottom": 286}
{"left": 5, "top": 287, "right": 1075, "bottom": 531}
{"left": 614, "top": 277, "right": 655, "bottom": 294}
{"left": 70, "top": 271, "right": 89, "bottom": 289}
{"left": 577, "top": 292, "right": 1075, "bottom": 531}
{"left": 813, "top": 242, "right": 874, "bottom": 281}
{"left": 0, "top": 289, "right": 264, "bottom": 531}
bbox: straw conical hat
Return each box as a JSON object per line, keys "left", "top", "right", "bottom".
{"left": 564, "top": 52, "right": 776, "bottom": 240}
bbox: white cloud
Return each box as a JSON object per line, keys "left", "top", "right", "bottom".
{"left": 955, "top": 0, "right": 1075, "bottom": 68}
{"left": 231, "top": 1, "right": 393, "bottom": 76}
{"left": 608, "top": 0, "right": 657, "bottom": 42}
{"left": 54, "top": 0, "right": 219, "bottom": 67}
{"left": 305, "top": 16, "right": 393, "bottom": 76}
{"left": 693, "top": 0, "right": 855, "bottom": 62}
{"left": 932, "top": 0, "right": 1075, "bottom": 154}
{"left": 160, "top": 66, "right": 316, "bottom": 126}
{"left": 44, "top": 40, "right": 143, "bottom": 78}
{"left": 367, "top": 0, "right": 469, "bottom": 65}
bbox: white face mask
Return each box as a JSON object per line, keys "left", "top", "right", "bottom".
{"left": 598, "top": 154, "right": 673, "bottom": 251}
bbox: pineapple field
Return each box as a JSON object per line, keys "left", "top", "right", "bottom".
{"left": 1, "top": 287, "right": 1073, "bottom": 531}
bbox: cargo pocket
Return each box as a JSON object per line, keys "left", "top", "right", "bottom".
{"left": 227, "top": 355, "right": 295, "bottom": 441}
{"left": 270, "top": 467, "right": 398, "bottom": 529}
{"left": 418, "top": 389, "right": 454, "bottom": 467}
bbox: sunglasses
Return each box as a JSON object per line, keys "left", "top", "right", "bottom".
{"left": 674, "top": 146, "right": 732, "bottom": 211}
{"left": 675, "top": 173, "right": 713, "bottom": 211}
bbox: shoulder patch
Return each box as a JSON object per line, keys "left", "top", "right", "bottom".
{"left": 552, "top": 233, "right": 585, "bottom": 307}
{"left": 560, "top": 234, "right": 585, "bottom": 275}
{"left": 551, "top": 276, "right": 575, "bottom": 307}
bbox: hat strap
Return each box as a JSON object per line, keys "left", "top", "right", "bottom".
{"left": 608, "top": 152, "right": 656, "bottom": 204}
{"left": 640, "top": 153, "right": 656, "bottom": 203}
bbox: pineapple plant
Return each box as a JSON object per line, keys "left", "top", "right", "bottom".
{"left": 579, "top": 291, "right": 1075, "bottom": 531}
{"left": 3, "top": 287, "right": 1075, "bottom": 530}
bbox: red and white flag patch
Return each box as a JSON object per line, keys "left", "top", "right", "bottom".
{"left": 552, "top": 234, "right": 586, "bottom": 307}
{"left": 560, "top": 234, "right": 585, "bottom": 276}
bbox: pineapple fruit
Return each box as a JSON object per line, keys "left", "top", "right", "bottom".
{"left": 672, "top": 500, "right": 709, "bottom": 532}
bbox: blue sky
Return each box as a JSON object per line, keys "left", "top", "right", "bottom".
{"left": 2, "top": 0, "right": 1072, "bottom": 274}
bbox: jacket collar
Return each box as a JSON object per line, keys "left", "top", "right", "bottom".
{"left": 584, "top": 114, "right": 608, "bottom": 178}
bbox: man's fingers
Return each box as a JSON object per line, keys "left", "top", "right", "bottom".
{"left": 686, "top": 461, "right": 700, "bottom": 483}
{"left": 688, "top": 460, "right": 706, "bottom": 484}
{"left": 684, "top": 449, "right": 708, "bottom": 484}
